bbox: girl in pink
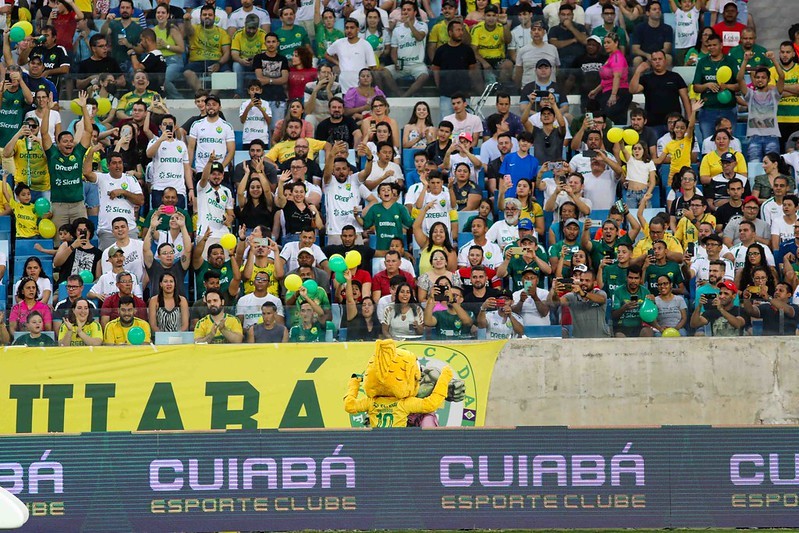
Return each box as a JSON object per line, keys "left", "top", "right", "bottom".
{"left": 589, "top": 32, "right": 632, "bottom": 125}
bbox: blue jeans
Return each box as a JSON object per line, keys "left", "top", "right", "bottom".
{"left": 698, "top": 107, "right": 737, "bottom": 141}
{"left": 164, "top": 54, "right": 185, "bottom": 99}
{"left": 624, "top": 188, "right": 647, "bottom": 209}
{"left": 747, "top": 135, "right": 780, "bottom": 162}
{"left": 83, "top": 181, "right": 99, "bottom": 210}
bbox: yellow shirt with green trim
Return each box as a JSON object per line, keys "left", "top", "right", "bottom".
{"left": 266, "top": 138, "right": 327, "bottom": 164}
{"left": 103, "top": 317, "right": 152, "bottom": 345}
{"left": 10, "top": 199, "right": 39, "bottom": 238}
{"left": 674, "top": 213, "right": 716, "bottom": 248}
{"left": 699, "top": 150, "right": 747, "bottom": 180}
{"left": 470, "top": 21, "right": 506, "bottom": 60}
{"left": 231, "top": 28, "right": 267, "bottom": 60}
{"left": 12, "top": 138, "right": 49, "bottom": 191}
{"left": 193, "top": 314, "right": 243, "bottom": 343}
{"left": 57, "top": 321, "right": 103, "bottom": 346}
{"left": 117, "top": 90, "right": 159, "bottom": 116}
{"left": 188, "top": 25, "right": 231, "bottom": 62}
{"left": 770, "top": 63, "right": 799, "bottom": 124}
{"left": 632, "top": 223, "right": 684, "bottom": 258}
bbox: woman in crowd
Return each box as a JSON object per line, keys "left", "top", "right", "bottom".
{"left": 149, "top": 272, "right": 190, "bottom": 333}
{"left": 152, "top": 2, "right": 185, "bottom": 99}
{"left": 548, "top": 201, "right": 582, "bottom": 247}
{"left": 343, "top": 270, "right": 382, "bottom": 341}
{"left": 381, "top": 282, "right": 424, "bottom": 340}
{"left": 360, "top": 96, "right": 400, "bottom": 154}
{"left": 449, "top": 162, "right": 482, "bottom": 211}
{"left": 753, "top": 152, "right": 795, "bottom": 201}
{"left": 361, "top": 9, "right": 390, "bottom": 66}
{"left": 57, "top": 299, "right": 103, "bottom": 346}
{"left": 13, "top": 257, "right": 52, "bottom": 304}
{"left": 9, "top": 278, "right": 53, "bottom": 334}
{"left": 114, "top": 122, "right": 144, "bottom": 179}
{"left": 53, "top": 218, "right": 103, "bottom": 286}
{"left": 417, "top": 249, "right": 463, "bottom": 301}
{"left": 465, "top": 0, "right": 488, "bottom": 27}
{"left": 555, "top": 246, "right": 588, "bottom": 279}
{"left": 735, "top": 244, "right": 778, "bottom": 294}
{"left": 288, "top": 47, "right": 317, "bottom": 100}
{"left": 684, "top": 26, "right": 713, "bottom": 67}
{"left": 235, "top": 163, "right": 276, "bottom": 234}
{"left": 366, "top": 121, "right": 401, "bottom": 163}
{"left": 463, "top": 198, "right": 495, "bottom": 232}
{"left": 652, "top": 274, "right": 688, "bottom": 336}
{"left": 618, "top": 0, "right": 644, "bottom": 34}
{"left": 499, "top": 178, "right": 545, "bottom": 236}
{"left": 402, "top": 101, "right": 436, "bottom": 150}
{"left": 272, "top": 98, "right": 314, "bottom": 144}
{"left": 699, "top": 128, "right": 747, "bottom": 186}
{"left": 343, "top": 68, "right": 385, "bottom": 122}
{"left": 668, "top": 166, "right": 701, "bottom": 230}
{"left": 589, "top": 33, "right": 631, "bottom": 125}
{"left": 26, "top": 89, "right": 62, "bottom": 141}
{"left": 413, "top": 216, "right": 458, "bottom": 276}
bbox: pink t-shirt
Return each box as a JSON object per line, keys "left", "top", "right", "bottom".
{"left": 10, "top": 301, "right": 52, "bottom": 329}
{"left": 599, "top": 50, "right": 629, "bottom": 93}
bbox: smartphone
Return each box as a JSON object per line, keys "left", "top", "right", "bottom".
{"left": 559, "top": 175, "right": 567, "bottom": 184}
{"left": 153, "top": 94, "right": 161, "bottom": 103}
{"left": 507, "top": 246, "right": 524, "bottom": 256}
{"left": 534, "top": 90, "right": 550, "bottom": 98}
{"left": 603, "top": 249, "right": 615, "bottom": 259}
{"left": 79, "top": 229, "right": 88, "bottom": 239}
{"left": 551, "top": 161, "right": 563, "bottom": 172}
{"left": 630, "top": 295, "right": 639, "bottom": 302}
{"left": 747, "top": 286, "right": 761, "bottom": 294}
{"left": 523, "top": 280, "right": 533, "bottom": 291}
{"left": 162, "top": 205, "right": 176, "bottom": 215}
{"left": 495, "top": 298, "right": 506, "bottom": 308}
{"left": 705, "top": 293, "right": 717, "bottom": 303}
{"left": 582, "top": 150, "right": 597, "bottom": 158}
{"left": 165, "top": 123, "right": 173, "bottom": 132}
{"left": 256, "top": 238, "right": 270, "bottom": 246}
{"left": 648, "top": 248, "right": 655, "bottom": 258}
{"left": 687, "top": 242, "right": 696, "bottom": 256}
{"left": 503, "top": 174, "right": 512, "bottom": 187}
{"left": 3, "top": 74, "right": 9, "bottom": 83}
{"left": 585, "top": 112, "right": 594, "bottom": 123}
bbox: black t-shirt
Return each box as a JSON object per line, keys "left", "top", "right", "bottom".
{"left": 573, "top": 52, "right": 607, "bottom": 94}
{"left": 315, "top": 116, "right": 359, "bottom": 147}
{"left": 56, "top": 246, "right": 103, "bottom": 286}
{"left": 425, "top": 139, "right": 452, "bottom": 167}
{"left": 251, "top": 52, "right": 289, "bottom": 101}
{"left": 758, "top": 303, "right": 799, "bottom": 335}
{"left": 32, "top": 44, "right": 69, "bottom": 86}
{"left": 432, "top": 43, "right": 476, "bottom": 97}
{"left": 78, "top": 56, "right": 122, "bottom": 76}
{"left": 638, "top": 71, "right": 687, "bottom": 126}
{"left": 462, "top": 286, "right": 501, "bottom": 315}
{"left": 140, "top": 51, "right": 167, "bottom": 90}
{"left": 487, "top": 155, "right": 503, "bottom": 180}
{"left": 547, "top": 24, "right": 587, "bottom": 66}
{"left": 519, "top": 80, "right": 567, "bottom": 108}
{"left": 714, "top": 201, "right": 743, "bottom": 229}
{"left": 233, "top": 160, "right": 278, "bottom": 190}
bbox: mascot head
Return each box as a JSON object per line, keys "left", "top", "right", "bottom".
{"left": 363, "top": 339, "right": 420, "bottom": 398}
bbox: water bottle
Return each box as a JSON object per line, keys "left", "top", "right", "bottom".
{"left": 325, "top": 320, "right": 335, "bottom": 342}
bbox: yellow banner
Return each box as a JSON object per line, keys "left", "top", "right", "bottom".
{"left": 0, "top": 341, "right": 505, "bottom": 434}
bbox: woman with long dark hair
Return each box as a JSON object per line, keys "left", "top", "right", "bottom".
{"left": 668, "top": 166, "right": 700, "bottom": 230}
{"left": 343, "top": 68, "right": 385, "bottom": 122}
{"left": 588, "top": 33, "right": 632, "bottom": 125}
{"left": 343, "top": 270, "right": 382, "bottom": 341}
{"left": 272, "top": 98, "right": 314, "bottom": 143}
{"left": 9, "top": 277, "right": 52, "bottom": 334}
{"left": 403, "top": 101, "right": 436, "bottom": 149}
{"left": 58, "top": 298, "right": 103, "bottom": 346}
{"left": 288, "top": 46, "right": 317, "bottom": 100}
{"left": 735, "top": 243, "right": 777, "bottom": 294}
{"left": 149, "top": 272, "right": 190, "bottom": 333}
{"left": 753, "top": 152, "right": 795, "bottom": 201}
{"left": 13, "top": 257, "right": 52, "bottom": 304}
{"left": 381, "top": 282, "right": 424, "bottom": 340}
{"left": 236, "top": 163, "right": 276, "bottom": 232}
{"left": 413, "top": 219, "right": 458, "bottom": 275}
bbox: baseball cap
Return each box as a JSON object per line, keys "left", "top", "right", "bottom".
{"left": 702, "top": 234, "right": 722, "bottom": 245}
{"left": 485, "top": 3, "right": 499, "bottom": 13}
{"left": 29, "top": 54, "right": 43, "bottom": 63}
{"left": 519, "top": 234, "right": 537, "bottom": 243}
{"left": 458, "top": 131, "right": 473, "bottom": 143}
{"left": 539, "top": 106, "right": 554, "bottom": 114}
{"left": 573, "top": 264, "right": 589, "bottom": 273}
{"left": 205, "top": 93, "right": 221, "bottom": 104}
{"left": 723, "top": 1, "right": 737, "bottom": 9}
{"left": 718, "top": 280, "right": 737, "bottom": 293}
{"left": 108, "top": 245, "right": 125, "bottom": 257}
{"left": 517, "top": 218, "right": 534, "bottom": 230}
{"left": 587, "top": 35, "right": 603, "bottom": 45}
{"left": 563, "top": 218, "right": 580, "bottom": 227}
{"left": 298, "top": 247, "right": 315, "bottom": 257}
{"left": 521, "top": 267, "right": 539, "bottom": 276}
{"left": 536, "top": 58, "right": 552, "bottom": 69}
{"left": 209, "top": 161, "right": 225, "bottom": 173}
{"left": 245, "top": 13, "right": 260, "bottom": 28}
{"left": 720, "top": 152, "right": 736, "bottom": 164}
{"left": 531, "top": 19, "right": 545, "bottom": 28}
{"left": 442, "top": 0, "right": 457, "bottom": 7}
{"left": 743, "top": 195, "right": 759, "bottom": 205}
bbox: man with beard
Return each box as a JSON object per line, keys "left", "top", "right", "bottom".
{"left": 497, "top": 234, "right": 551, "bottom": 290}
{"left": 582, "top": 217, "right": 632, "bottom": 269}
{"left": 103, "top": 296, "right": 151, "bottom": 345}
{"left": 691, "top": 279, "right": 746, "bottom": 337}
{"left": 315, "top": 97, "right": 360, "bottom": 148}
{"left": 485, "top": 132, "right": 515, "bottom": 196}
{"left": 188, "top": 94, "right": 235, "bottom": 175}
{"left": 325, "top": 18, "right": 377, "bottom": 94}
{"left": 266, "top": 118, "right": 328, "bottom": 166}
{"left": 194, "top": 289, "right": 244, "bottom": 344}
{"left": 192, "top": 240, "right": 242, "bottom": 303}
{"left": 769, "top": 41, "right": 799, "bottom": 150}
{"left": 322, "top": 141, "right": 372, "bottom": 244}
{"left": 324, "top": 225, "right": 375, "bottom": 273}
{"left": 253, "top": 33, "right": 290, "bottom": 137}
{"left": 486, "top": 199, "right": 523, "bottom": 250}
{"left": 723, "top": 195, "right": 770, "bottom": 247}
{"left": 183, "top": 4, "right": 231, "bottom": 93}
{"left": 99, "top": 271, "right": 148, "bottom": 327}
{"left": 432, "top": 20, "right": 479, "bottom": 117}
{"left": 18, "top": 25, "right": 70, "bottom": 91}
{"left": 611, "top": 265, "right": 651, "bottom": 337}
{"left": 463, "top": 266, "right": 502, "bottom": 315}
{"left": 686, "top": 234, "right": 734, "bottom": 285}
{"left": 101, "top": 0, "right": 143, "bottom": 73}
{"left": 371, "top": 250, "right": 415, "bottom": 300}
{"left": 233, "top": 140, "right": 277, "bottom": 191}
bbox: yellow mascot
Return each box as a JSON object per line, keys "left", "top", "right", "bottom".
{"left": 344, "top": 339, "right": 453, "bottom": 428}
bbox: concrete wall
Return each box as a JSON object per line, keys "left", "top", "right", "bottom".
{"left": 486, "top": 337, "right": 799, "bottom": 426}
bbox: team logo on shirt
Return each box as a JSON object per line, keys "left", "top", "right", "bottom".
{"left": 176, "top": 244, "right": 184, "bottom": 253}
{"left": 177, "top": 146, "right": 183, "bottom": 153}
{"left": 485, "top": 252, "right": 493, "bottom": 259}
{"left": 439, "top": 199, "right": 446, "bottom": 207}
{"left": 310, "top": 327, "right": 318, "bottom": 334}
{"left": 221, "top": 194, "right": 227, "bottom": 202}
{"left": 216, "top": 126, "right": 223, "bottom": 133}
{"left": 345, "top": 183, "right": 351, "bottom": 191}
{"left": 50, "top": 54, "right": 55, "bottom": 60}
{"left": 121, "top": 182, "right": 129, "bottom": 190}
{"left": 393, "top": 214, "right": 399, "bottom": 219}
{"left": 68, "top": 155, "right": 76, "bottom": 162}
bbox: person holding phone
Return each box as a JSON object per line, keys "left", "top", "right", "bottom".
{"left": 690, "top": 280, "right": 746, "bottom": 337}
{"left": 511, "top": 269, "right": 550, "bottom": 326}
{"left": 146, "top": 115, "right": 194, "bottom": 209}
{"left": 611, "top": 265, "right": 652, "bottom": 337}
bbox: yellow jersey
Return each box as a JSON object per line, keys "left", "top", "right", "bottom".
{"left": 343, "top": 366, "right": 453, "bottom": 427}
{"left": 663, "top": 134, "right": 693, "bottom": 178}
{"left": 770, "top": 63, "right": 799, "bottom": 124}
{"left": 632, "top": 224, "right": 684, "bottom": 257}
{"left": 266, "top": 138, "right": 327, "bottom": 164}
{"left": 231, "top": 28, "right": 267, "bottom": 60}
{"left": 700, "top": 150, "right": 746, "bottom": 179}
{"left": 194, "top": 314, "right": 243, "bottom": 343}
{"left": 674, "top": 213, "right": 716, "bottom": 248}
{"left": 188, "top": 25, "right": 231, "bottom": 62}
{"left": 11, "top": 199, "right": 38, "bottom": 238}
{"left": 12, "top": 138, "right": 49, "bottom": 191}
{"left": 57, "top": 321, "right": 103, "bottom": 346}
{"left": 470, "top": 21, "right": 506, "bottom": 60}
{"left": 103, "top": 317, "right": 152, "bottom": 345}
{"left": 241, "top": 262, "right": 279, "bottom": 296}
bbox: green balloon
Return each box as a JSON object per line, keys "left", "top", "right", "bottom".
{"left": 639, "top": 299, "right": 659, "bottom": 322}
{"left": 329, "top": 255, "right": 347, "bottom": 273}
{"left": 335, "top": 271, "right": 346, "bottom": 284}
{"left": 127, "top": 326, "right": 146, "bottom": 345}
{"left": 8, "top": 26, "right": 24, "bottom": 43}
{"left": 716, "top": 89, "right": 733, "bottom": 104}
{"left": 79, "top": 269, "right": 94, "bottom": 284}
{"left": 302, "top": 278, "right": 319, "bottom": 294}
{"left": 34, "top": 197, "right": 51, "bottom": 217}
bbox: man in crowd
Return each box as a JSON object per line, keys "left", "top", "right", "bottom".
{"left": 194, "top": 289, "right": 244, "bottom": 343}
{"left": 551, "top": 264, "right": 609, "bottom": 338}
{"left": 611, "top": 265, "right": 652, "bottom": 337}
{"left": 103, "top": 296, "right": 152, "bottom": 345}
{"left": 690, "top": 280, "right": 746, "bottom": 336}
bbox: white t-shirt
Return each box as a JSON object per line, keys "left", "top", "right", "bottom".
{"left": 771, "top": 216, "right": 795, "bottom": 247}
{"left": 448, "top": 153, "right": 479, "bottom": 182}
{"left": 147, "top": 138, "right": 189, "bottom": 194}
{"left": 237, "top": 292, "right": 284, "bottom": 329}
{"left": 351, "top": 6, "right": 389, "bottom": 29}
{"left": 156, "top": 231, "right": 187, "bottom": 262}
{"left": 512, "top": 287, "right": 550, "bottom": 326}
{"left": 584, "top": 3, "right": 620, "bottom": 31}
{"left": 625, "top": 158, "right": 655, "bottom": 185}
{"left": 485, "top": 219, "right": 519, "bottom": 249}
{"left": 781, "top": 152, "right": 799, "bottom": 182}
{"left": 689, "top": 255, "right": 734, "bottom": 282}
{"left": 326, "top": 37, "right": 377, "bottom": 92}
{"left": 418, "top": 189, "right": 451, "bottom": 234}
{"left": 761, "top": 197, "right": 783, "bottom": 227}
{"left": 96, "top": 172, "right": 143, "bottom": 234}
{"left": 479, "top": 137, "right": 519, "bottom": 165}
{"left": 188, "top": 117, "right": 235, "bottom": 172}
{"left": 582, "top": 170, "right": 618, "bottom": 211}
{"left": 508, "top": 24, "right": 532, "bottom": 52}
{"left": 457, "top": 239, "right": 504, "bottom": 268}
{"left": 324, "top": 174, "right": 364, "bottom": 235}
{"left": 442, "top": 112, "right": 484, "bottom": 140}
{"left": 91, "top": 270, "right": 143, "bottom": 298}
{"left": 295, "top": 0, "right": 318, "bottom": 21}
{"left": 190, "top": 7, "right": 229, "bottom": 28}
{"left": 227, "top": 6, "right": 271, "bottom": 30}
{"left": 101, "top": 239, "right": 145, "bottom": 282}
{"left": 25, "top": 110, "right": 60, "bottom": 142}
{"left": 239, "top": 99, "right": 272, "bottom": 145}
{"left": 674, "top": 7, "right": 700, "bottom": 49}
{"left": 196, "top": 183, "right": 234, "bottom": 238}
{"left": 484, "top": 310, "right": 522, "bottom": 339}
{"left": 280, "top": 242, "right": 327, "bottom": 272}
{"left": 730, "top": 242, "right": 775, "bottom": 272}
{"left": 365, "top": 161, "right": 404, "bottom": 190}
{"left": 390, "top": 21, "right": 427, "bottom": 64}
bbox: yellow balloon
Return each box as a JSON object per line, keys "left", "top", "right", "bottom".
{"left": 219, "top": 233, "right": 237, "bottom": 250}
{"left": 344, "top": 250, "right": 362, "bottom": 269}
{"left": 623, "top": 129, "right": 640, "bottom": 146}
{"left": 607, "top": 127, "right": 624, "bottom": 144}
{"left": 96, "top": 97, "right": 111, "bottom": 116}
{"left": 13, "top": 21, "right": 33, "bottom": 36}
{"left": 18, "top": 7, "right": 31, "bottom": 21}
{"left": 38, "top": 219, "right": 56, "bottom": 238}
{"left": 716, "top": 65, "right": 732, "bottom": 84}
{"left": 284, "top": 274, "right": 302, "bottom": 292}
{"left": 69, "top": 99, "right": 82, "bottom": 115}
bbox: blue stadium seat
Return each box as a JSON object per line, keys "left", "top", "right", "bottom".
{"left": 402, "top": 148, "right": 417, "bottom": 174}
{"left": 154, "top": 331, "right": 194, "bottom": 345}
{"left": 234, "top": 130, "right": 243, "bottom": 150}
{"left": 747, "top": 161, "right": 763, "bottom": 190}
{"left": 14, "top": 256, "right": 52, "bottom": 282}
{"left": 0, "top": 217, "right": 10, "bottom": 240}
{"left": 0, "top": 285, "right": 6, "bottom": 310}
{"left": 457, "top": 232, "right": 472, "bottom": 248}
{"left": 14, "top": 239, "right": 54, "bottom": 260}
{"left": 524, "top": 325, "right": 562, "bottom": 338}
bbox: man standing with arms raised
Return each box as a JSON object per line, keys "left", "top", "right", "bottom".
{"left": 629, "top": 49, "right": 690, "bottom": 137}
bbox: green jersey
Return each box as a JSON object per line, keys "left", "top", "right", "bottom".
{"left": 612, "top": 284, "right": 649, "bottom": 328}
{"left": 314, "top": 23, "right": 344, "bottom": 59}
{"left": 12, "top": 333, "right": 57, "bottom": 347}
{"left": 507, "top": 247, "right": 549, "bottom": 290}
{"left": 107, "top": 20, "right": 142, "bottom": 66}
{"left": 693, "top": 54, "right": 738, "bottom": 109}
{"left": 287, "top": 288, "right": 331, "bottom": 326}
{"left": 431, "top": 309, "right": 472, "bottom": 339}
{"left": 644, "top": 261, "right": 684, "bottom": 295}
{"left": 362, "top": 201, "right": 414, "bottom": 250}
{"left": 289, "top": 321, "right": 325, "bottom": 342}
{"left": 588, "top": 235, "right": 632, "bottom": 270}
{"left": 548, "top": 240, "right": 581, "bottom": 262}
{"left": 728, "top": 44, "right": 772, "bottom": 72}
{"left": 195, "top": 259, "right": 234, "bottom": 297}
{"left": 274, "top": 25, "right": 310, "bottom": 57}
{"left": 0, "top": 89, "right": 25, "bottom": 147}
{"left": 601, "top": 262, "right": 629, "bottom": 297}
{"left": 47, "top": 144, "right": 88, "bottom": 203}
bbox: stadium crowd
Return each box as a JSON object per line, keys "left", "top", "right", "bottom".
{"left": 0, "top": 0, "right": 796, "bottom": 344}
